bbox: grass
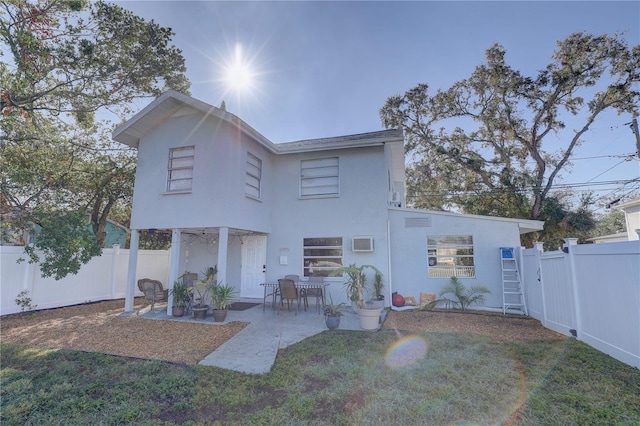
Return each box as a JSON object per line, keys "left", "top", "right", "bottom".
{"left": 1, "top": 332, "right": 638, "bottom": 425}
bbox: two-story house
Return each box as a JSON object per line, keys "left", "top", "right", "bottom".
{"left": 113, "top": 90, "right": 543, "bottom": 314}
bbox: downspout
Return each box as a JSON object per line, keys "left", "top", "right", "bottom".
{"left": 387, "top": 218, "right": 393, "bottom": 306}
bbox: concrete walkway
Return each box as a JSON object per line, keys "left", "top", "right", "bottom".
{"left": 134, "top": 299, "right": 371, "bottom": 374}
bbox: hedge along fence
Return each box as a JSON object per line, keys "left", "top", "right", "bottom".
{"left": 1, "top": 246, "right": 170, "bottom": 315}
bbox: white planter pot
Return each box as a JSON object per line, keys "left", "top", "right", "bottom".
{"left": 357, "top": 306, "right": 383, "bottom": 331}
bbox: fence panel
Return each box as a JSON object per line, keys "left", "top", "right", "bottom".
{"left": 521, "top": 248, "right": 544, "bottom": 322}
{"left": 572, "top": 242, "right": 639, "bottom": 369}
{"left": 1, "top": 246, "right": 169, "bottom": 315}
{"left": 538, "top": 251, "right": 576, "bottom": 336}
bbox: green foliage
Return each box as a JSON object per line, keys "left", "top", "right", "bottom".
{"left": 22, "top": 210, "right": 101, "bottom": 280}
{"left": 381, "top": 32, "right": 639, "bottom": 246}
{"left": 330, "top": 263, "right": 381, "bottom": 307}
{"left": 1, "top": 0, "right": 190, "bottom": 277}
{"left": 169, "top": 281, "right": 190, "bottom": 308}
{"left": 14, "top": 290, "right": 36, "bottom": 312}
{"left": 432, "top": 276, "right": 491, "bottom": 311}
{"left": 211, "top": 283, "right": 237, "bottom": 310}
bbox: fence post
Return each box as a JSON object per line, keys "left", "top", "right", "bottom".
{"left": 110, "top": 244, "right": 120, "bottom": 300}
{"left": 534, "top": 242, "right": 547, "bottom": 328}
{"left": 565, "top": 238, "right": 580, "bottom": 338}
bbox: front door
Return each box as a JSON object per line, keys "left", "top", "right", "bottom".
{"left": 241, "top": 235, "right": 267, "bottom": 298}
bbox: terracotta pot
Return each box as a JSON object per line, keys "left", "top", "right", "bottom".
{"left": 212, "top": 309, "right": 228, "bottom": 322}
{"left": 172, "top": 306, "right": 185, "bottom": 317}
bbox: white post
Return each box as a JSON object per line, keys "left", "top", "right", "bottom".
{"left": 535, "top": 243, "right": 548, "bottom": 328}
{"left": 217, "top": 227, "right": 229, "bottom": 285}
{"left": 124, "top": 230, "right": 139, "bottom": 312}
{"left": 565, "top": 238, "right": 581, "bottom": 338}
{"left": 166, "top": 229, "right": 181, "bottom": 315}
{"left": 110, "top": 244, "right": 120, "bottom": 300}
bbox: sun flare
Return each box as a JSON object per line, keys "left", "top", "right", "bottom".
{"left": 224, "top": 44, "right": 254, "bottom": 92}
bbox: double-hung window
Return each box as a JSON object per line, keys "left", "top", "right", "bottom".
{"left": 300, "top": 157, "right": 339, "bottom": 197}
{"left": 427, "top": 235, "right": 475, "bottom": 278}
{"left": 303, "top": 237, "right": 343, "bottom": 277}
{"left": 167, "top": 146, "right": 194, "bottom": 192}
{"left": 246, "top": 152, "right": 262, "bottom": 199}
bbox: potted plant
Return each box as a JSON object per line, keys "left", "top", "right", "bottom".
{"left": 169, "top": 281, "right": 189, "bottom": 317}
{"left": 191, "top": 266, "right": 217, "bottom": 319}
{"left": 371, "top": 272, "right": 385, "bottom": 308}
{"left": 323, "top": 295, "right": 344, "bottom": 330}
{"left": 330, "top": 264, "right": 383, "bottom": 330}
{"left": 211, "top": 283, "right": 237, "bottom": 322}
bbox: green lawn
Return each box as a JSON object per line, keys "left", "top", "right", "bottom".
{"left": 1, "top": 331, "right": 638, "bottom": 425}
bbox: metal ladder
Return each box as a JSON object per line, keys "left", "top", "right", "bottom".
{"left": 500, "top": 247, "right": 527, "bottom": 315}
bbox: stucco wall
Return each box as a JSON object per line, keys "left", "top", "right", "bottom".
{"left": 130, "top": 111, "right": 273, "bottom": 233}
{"left": 388, "top": 208, "right": 524, "bottom": 309}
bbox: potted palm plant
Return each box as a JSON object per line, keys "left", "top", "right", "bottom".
{"left": 330, "top": 264, "right": 383, "bottom": 330}
{"left": 169, "top": 281, "right": 189, "bottom": 317}
{"left": 371, "top": 272, "right": 385, "bottom": 308}
{"left": 323, "top": 295, "right": 344, "bottom": 330}
{"left": 211, "top": 283, "right": 237, "bottom": 322}
{"left": 191, "top": 266, "right": 217, "bottom": 319}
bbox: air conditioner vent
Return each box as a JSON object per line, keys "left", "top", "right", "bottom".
{"left": 352, "top": 236, "right": 374, "bottom": 252}
{"left": 405, "top": 217, "right": 432, "bottom": 228}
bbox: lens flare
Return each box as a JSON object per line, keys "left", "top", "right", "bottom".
{"left": 385, "top": 335, "right": 429, "bottom": 369}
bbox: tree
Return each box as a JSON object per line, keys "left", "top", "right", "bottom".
{"left": 1, "top": 0, "right": 190, "bottom": 278}
{"left": 591, "top": 210, "right": 627, "bottom": 238}
{"left": 381, "top": 33, "right": 639, "bottom": 230}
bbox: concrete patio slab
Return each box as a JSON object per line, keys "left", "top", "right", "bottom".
{"left": 133, "top": 299, "right": 381, "bottom": 374}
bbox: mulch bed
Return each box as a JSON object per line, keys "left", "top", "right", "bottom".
{"left": 1, "top": 300, "right": 565, "bottom": 365}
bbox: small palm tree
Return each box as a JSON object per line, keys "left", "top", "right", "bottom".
{"left": 433, "top": 277, "right": 490, "bottom": 311}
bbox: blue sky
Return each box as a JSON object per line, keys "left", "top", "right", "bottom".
{"left": 118, "top": 1, "right": 639, "bottom": 210}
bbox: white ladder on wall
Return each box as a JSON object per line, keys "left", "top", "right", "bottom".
{"left": 500, "top": 247, "right": 527, "bottom": 315}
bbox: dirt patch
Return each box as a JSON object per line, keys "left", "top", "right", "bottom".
{"left": 0, "top": 299, "right": 247, "bottom": 365}
{"left": 383, "top": 308, "right": 565, "bottom": 342}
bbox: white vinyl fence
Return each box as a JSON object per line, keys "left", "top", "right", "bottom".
{"left": 1, "top": 246, "right": 169, "bottom": 316}
{"left": 520, "top": 240, "right": 640, "bottom": 369}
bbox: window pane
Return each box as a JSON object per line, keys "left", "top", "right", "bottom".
{"left": 427, "top": 235, "right": 475, "bottom": 278}
{"left": 303, "top": 237, "right": 343, "bottom": 277}
{"left": 300, "top": 157, "right": 339, "bottom": 196}
{"left": 167, "top": 146, "right": 194, "bottom": 191}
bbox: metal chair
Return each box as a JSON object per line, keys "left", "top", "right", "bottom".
{"left": 137, "top": 279, "right": 167, "bottom": 313}
{"left": 278, "top": 278, "right": 303, "bottom": 314}
{"left": 305, "top": 276, "right": 325, "bottom": 313}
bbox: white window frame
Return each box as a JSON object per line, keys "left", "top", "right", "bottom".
{"left": 245, "top": 152, "right": 262, "bottom": 199}
{"left": 300, "top": 157, "right": 339, "bottom": 197}
{"left": 427, "top": 235, "right": 475, "bottom": 278}
{"left": 303, "top": 237, "right": 343, "bottom": 277}
{"left": 167, "top": 146, "right": 195, "bottom": 192}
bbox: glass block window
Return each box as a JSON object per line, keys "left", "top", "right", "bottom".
{"left": 246, "top": 152, "right": 262, "bottom": 199}
{"left": 303, "top": 237, "right": 343, "bottom": 277}
{"left": 427, "top": 235, "right": 475, "bottom": 278}
{"left": 167, "top": 146, "right": 194, "bottom": 191}
{"left": 300, "top": 157, "right": 339, "bottom": 197}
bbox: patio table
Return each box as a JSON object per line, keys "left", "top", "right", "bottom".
{"left": 260, "top": 281, "right": 329, "bottom": 313}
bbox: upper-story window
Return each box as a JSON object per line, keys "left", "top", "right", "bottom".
{"left": 246, "top": 152, "right": 262, "bottom": 199}
{"left": 300, "top": 157, "right": 339, "bottom": 197}
{"left": 427, "top": 235, "right": 475, "bottom": 278}
{"left": 167, "top": 146, "right": 194, "bottom": 192}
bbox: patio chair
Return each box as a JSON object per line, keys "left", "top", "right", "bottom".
{"left": 304, "top": 276, "right": 325, "bottom": 313}
{"left": 278, "top": 278, "right": 303, "bottom": 314}
{"left": 137, "top": 278, "right": 168, "bottom": 313}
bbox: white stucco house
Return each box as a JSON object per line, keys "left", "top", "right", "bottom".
{"left": 113, "top": 90, "right": 543, "bottom": 314}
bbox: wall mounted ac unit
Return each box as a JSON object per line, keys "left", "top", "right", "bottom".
{"left": 352, "top": 236, "right": 374, "bottom": 252}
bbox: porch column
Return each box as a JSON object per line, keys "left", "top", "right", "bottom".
{"left": 217, "top": 227, "right": 229, "bottom": 285}
{"left": 166, "top": 229, "right": 181, "bottom": 315}
{"left": 124, "top": 229, "right": 139, "bottom": 312}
